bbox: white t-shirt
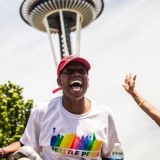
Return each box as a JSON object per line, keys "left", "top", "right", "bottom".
{"left": 20, "top": 96, "right": 120, "bottom": 160}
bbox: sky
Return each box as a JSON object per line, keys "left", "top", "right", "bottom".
{"left": 0, "top": 0, "right": 160, "bottom": 159}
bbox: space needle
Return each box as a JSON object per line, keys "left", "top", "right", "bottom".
{"left": 20, "top": 0, "right": 104, "bottom": 67}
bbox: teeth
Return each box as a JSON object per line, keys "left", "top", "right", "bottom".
{"left": 71, "top": 80, "right": 82, "bottom": 85}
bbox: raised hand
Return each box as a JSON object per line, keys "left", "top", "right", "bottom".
{"left": 123, "top": 74, "right": 137, "bottom": 95}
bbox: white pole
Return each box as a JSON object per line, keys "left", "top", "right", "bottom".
{"left": 44, "top": 17, "right": 58, "bottom": 67}
{"left": 59, "top": 10, "right": 69, "bottom": 56}
{"left": 76, "top": 13, "right": 81, "bottom": 56}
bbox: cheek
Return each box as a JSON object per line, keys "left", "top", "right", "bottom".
{"left": 84, "top": 77, "right": 89, "bottom": 86}
{"left": 60, "top": 77, "right": 68, "bottom": 87}
{"left": 86, "top": 77, "right": 89, "bottom": 82}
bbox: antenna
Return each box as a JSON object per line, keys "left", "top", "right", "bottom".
{"left": 20, "top": 0, "right": 104, "bottom": 67}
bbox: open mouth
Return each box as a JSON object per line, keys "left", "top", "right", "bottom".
{"left": 70, "top": 80, "right": 82, "bottom": 91}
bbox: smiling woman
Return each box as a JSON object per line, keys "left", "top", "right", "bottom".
{"left": 58, "top": 61, "right": 89, "bottom": 101}
{"left": 53, "top": 55, "right": 90, "bottom": 94}
{"left": 1, "top": 0, "right": 160, "bottom": 159}
{"left": 0, "top": 55, "right": 122, "bottom": 160}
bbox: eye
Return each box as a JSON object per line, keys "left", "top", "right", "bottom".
{"left": 78, "top": 68, "right": 87, "bottom": 75}
{"left": 63, "top": 68, "right": 74, "bottom": 75}
{"left": 62, "top": 68, "right": 87, "bottom": 75}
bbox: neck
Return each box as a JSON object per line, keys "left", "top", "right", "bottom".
{"left": 62, "top": 96, "right": 91, "bottom": 114}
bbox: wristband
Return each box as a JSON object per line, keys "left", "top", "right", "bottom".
{"left": 139, "top": 100, "right": 147, "bottom": 108}
{"left": 0, "top": 148, "right": 6, "bottom": 158}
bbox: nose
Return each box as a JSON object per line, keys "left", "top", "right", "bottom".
{"left": 72, "top": 71, "right": 81, "bottom": 77}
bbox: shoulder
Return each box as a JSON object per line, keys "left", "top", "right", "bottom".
{"left": 31, "top": 96, "right": 62, "bottom": 115}
{"left": 90, "top": 98, "right": 113, "bottom": 115}
{"left": 89, "top": 99, "right": 117, "bottom": 127}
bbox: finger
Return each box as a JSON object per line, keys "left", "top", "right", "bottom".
{"left": 126, "top": 74, "right": 129, "bottom": 81}
{"left": 132, "top": 75, "right": 137, "bottom": 88}
{"left": 124, "top": 74, "right": 128, "bottom": 84}
{"left": 122, "top": 84, "right": 128, "bottom": 90}
{"left": 125, "top": 79, "right": 128, "bottom": 83}
{"left": 133, "top": 75, "right": 137, "bottom": 81}
{"left": 129, "top": 73, "right": 133, "bottom": 81}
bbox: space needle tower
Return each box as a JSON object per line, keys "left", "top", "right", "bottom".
{"left": 20, "top": 0, "right": 104, "bottom": 67}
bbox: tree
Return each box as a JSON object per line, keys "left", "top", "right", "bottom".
{"left": 0, "top": 81, "right": 33, "bottom": 147}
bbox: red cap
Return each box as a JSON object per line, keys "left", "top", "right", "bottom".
{"left": 57, "top": 55, "right": 91, "bottom": 77}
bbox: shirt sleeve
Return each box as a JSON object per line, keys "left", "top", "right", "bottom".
{"left": 102, "top": 113, "right": 120, "bottom": 158}
{"left": 20, "top": 106, "right": 42, "bottom": 154}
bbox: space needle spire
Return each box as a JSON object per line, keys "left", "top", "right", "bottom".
{"left": 20, "top": 0, "right": 104, "bottom": 67}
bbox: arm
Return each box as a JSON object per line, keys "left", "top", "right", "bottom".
{"left": 123, "top": 74, "right": 160, "bottom": 127}
{"left": 0, "top": 141, "right": 21, "bottom": 158}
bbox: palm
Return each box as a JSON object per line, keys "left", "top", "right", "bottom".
{"left": 123, "top": 74, "right": 136, "bottom": 94}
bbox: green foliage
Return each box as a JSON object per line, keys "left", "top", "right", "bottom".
{"left": 0, "top": 81, "right": 33, "bottom": 147}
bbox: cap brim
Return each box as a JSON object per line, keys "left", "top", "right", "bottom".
{"left": 58, "top": 57, "right": 91, "bottom": 76}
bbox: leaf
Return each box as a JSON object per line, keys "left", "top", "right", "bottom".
{"left": 0, "top": 81, "right": 34, "bottom": 147}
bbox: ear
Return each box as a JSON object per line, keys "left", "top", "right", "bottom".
{"left": 57, "top": 77, "right": 62, "bottom": 87}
